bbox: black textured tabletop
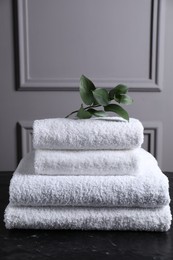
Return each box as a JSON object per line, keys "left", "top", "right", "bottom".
{"left": 0, "top": 172, "right": 173, "bottom": 260}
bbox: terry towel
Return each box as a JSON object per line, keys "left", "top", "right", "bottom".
{"left": 9, "top": 151, "right": 170, "bottom": 207}
{"left": 34, "top": 148, "right": 157, "bottom": 176}
{"left": 4, "top": 205, "right": 172, "bottom": 231}
{"left": 33, "top": 117, "right": 144, "bottom": 150}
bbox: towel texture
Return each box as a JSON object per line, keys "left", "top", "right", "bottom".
{"left": 33, "top": 117, "right": 144, "bottom": 150}
{"left": 4, "top": 204, "right": 172, "bottom": 231}
{"left": 34, "top": 148, "right": 156, "bottom": 176}
{"left": 9, "top": 151, "right": 170, "bottom": 207}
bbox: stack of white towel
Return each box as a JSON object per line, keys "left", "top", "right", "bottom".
{"left": 4, "top": 117, "right": 172, "bottom": 231}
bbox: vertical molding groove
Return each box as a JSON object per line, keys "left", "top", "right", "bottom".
{"left": 142, "top": 121, "right": 162, "bottom": 167}
{"left": 18, "top": 121, "right": 33, "bottom": 156}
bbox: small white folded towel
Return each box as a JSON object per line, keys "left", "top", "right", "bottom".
{"left": 33, "top": 117, "right": 144, "bottom": 150}
{"left": 34, "top": 148, "right": 157, "bottom": 176}
{"left": 9, "top": 151, "right": 170, "bottom": 207}
{"left": 4, "top": 204, "right": 172, "bottom": 231}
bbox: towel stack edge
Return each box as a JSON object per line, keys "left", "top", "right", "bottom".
{"left": 34, "top": 148, "right": 158, "bottom": 176}
{"left": 4, "top": 117, "right": 172, "bottom": 231}
{"left": 5, "top": 205, "right": 172, "bottom": 231}
{"left": 32, "top": 117, "right": 146, "bottom": 176}
{"left": 33, "top": 117, "right": 144, "bottom": 150}
{"left": 9, "top": 153, "right": 170, "bottom": 208}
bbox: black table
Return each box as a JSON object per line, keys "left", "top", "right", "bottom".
{"left": 0, "top": 172, "right": 173, "bottom": 260}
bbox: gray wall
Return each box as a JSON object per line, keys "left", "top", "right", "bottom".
{"left": 0, "top": 0, "right": 173, "bottom": 172}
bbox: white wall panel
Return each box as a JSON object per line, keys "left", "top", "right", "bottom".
{"left": 17, "top": 0, "right": 165, "bottom": 91}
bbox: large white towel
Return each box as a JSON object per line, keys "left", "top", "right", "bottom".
{"left": 33, "top": 117, "right": 144, "bottom": 150}
{"left": 34, "top": 148, "right": 157, "bottom": 176}
{"left": 9, "top": 151, "right": 170, "bottom": 207}
{"left": 4, "top": 204, "right": 172, "bottom": 231}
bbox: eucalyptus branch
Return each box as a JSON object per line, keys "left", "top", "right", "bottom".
{"left": 65, "top": 75, "right": 133, "bottom": 120}
{"left": 65, "top": 104, "right": 101, "bottom": 118}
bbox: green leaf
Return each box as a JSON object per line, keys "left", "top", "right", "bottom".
{"left": 104, "top": 104, "right": 129, "bottom": 121}
{"left": 109, "top": 84, "right": 128, "bottom": 100}
{"left": 93, "top": 88, "right": 109, "bottom": 106}
{"left": 109, "top": 89, "right": 116, "bottom": 100}
{"left": 77, "top": 105, "right": 92, "bottom": 119}
{"left": 79, "top": 75, "right": 96, "bottom": 105}
{"left": 118, "top": 94, "right": 133, "bottom": 105}
{"left": 87, "top": 108, "right": 107, "bottom": 117}
{"left": 115, "top": 84, "right": 128, "bottom": 94}
{"left": 93, "top": 98, "right": 100, "bottom": 105}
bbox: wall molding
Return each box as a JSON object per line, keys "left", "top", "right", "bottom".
{"left": 16, "top": 0, "right": 165, "bottom": 92}
{"left": 142, "top": 121, "right": 162, "bottom": 167}
{"left": 18, "top": 120, "right": 162, "bottom": 167}
{"left": 18, "top": 121, "right": 33, "bottom": 157}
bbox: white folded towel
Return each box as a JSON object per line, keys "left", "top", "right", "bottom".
{"left": 33, "top": 117, "right": 144, "bottom": 150}
{"left": 4, "top": 204, "right": 172, "bottom": 231}
{"left": 34, "top": 148, "right": 157, "bottom": 176}
{"left": 9, "top": 151, "right": 170, "bottom": 207}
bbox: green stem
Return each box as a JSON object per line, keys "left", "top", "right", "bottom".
{"left": 65, "top": 104, "right": 101, "bottom": 118}
{"left": 65, "top": 110, "right": 79, "bottom": 118}
{"left": 86, "top": 104, "right": 100, "bottom": 109}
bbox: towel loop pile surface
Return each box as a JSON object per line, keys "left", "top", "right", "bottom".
{"left": 4, "top": 117, "right": 172, "bottom": 231}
